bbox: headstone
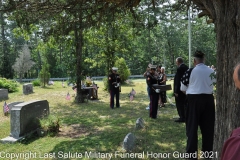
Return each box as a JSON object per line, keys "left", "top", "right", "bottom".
{"left": 1, "top": 100, "right": 49, "bottom": 143}
{"left": 123, "top": 132, "right": 135, "bottom": 151}
{"left": 135, "top": 117, "right": 144, "bottom": 130}
{"left": 0, "top": 89, "right": 8, "bottom": 100}
{"left": 8, "top": 102, "right": 24, "bottom": 112}
{"left": 3, "top": 101, "right": 24, "bottom": 116}
{"left": 23, "top": 83, "right": 33, "bottom": 95}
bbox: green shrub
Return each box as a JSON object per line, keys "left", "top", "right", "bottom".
{"left": 103, "top": 58, "right": 131, "bottom": 91}
{"left": 39, "top": 115, "right": 61, "bottom": 136}
{"left": 0, "top": 78, "right": 19, "bottom": 93}
{"left": 114, "top": 57, "right": 131, "bottom": 83}
{"left": 32, "top": 79, "right": 41, "bottom": 86}
{"left": 103, "top": 77, "right": 109, "bottom": 91}
{"left": 39, "top": 63, "right": 51, "bottom": 87}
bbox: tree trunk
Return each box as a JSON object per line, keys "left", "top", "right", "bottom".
{"left": 75, "top": 9, "right": 85, "bottom": 103}
{"left": 213, "top": 1, "right": 240, "bottom": 158}
{"left": 0, "top": 2, "right": 9, "bottom": 78}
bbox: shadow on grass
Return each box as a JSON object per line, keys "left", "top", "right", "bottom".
{"left": 48, "top": 117, "right": 186, "bottom": 160}
{"left": 18, "top": 132, "right": 40, "bottom": 145}
{"left": 47, "top": 94, "right": 186, "bottom": 160}
{"left": 39, "top": 86, "right": 55, "bottom": 89}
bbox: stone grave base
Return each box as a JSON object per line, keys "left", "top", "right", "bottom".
{"left": 1, "top": 136, "right": 23, "bottom": 143}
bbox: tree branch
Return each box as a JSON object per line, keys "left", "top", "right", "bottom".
{"left": 191, "top": 0, "right": 216, "bottom": 23}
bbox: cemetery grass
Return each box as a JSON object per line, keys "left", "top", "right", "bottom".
{"left": 0, "top": 80, "right": 202, "bottom": 160}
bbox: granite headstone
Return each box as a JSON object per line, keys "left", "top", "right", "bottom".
{"left": 0, "top": 89, "right": 8, "bottom": 100}
{"left": 1, "top": 100, "right": 49, "bottom": 143}
{"left": 8, "top": 102, "right": 24, "bottom": 112}
{"left": 123, "top": 132, "right": 136, "bottom": 151}
{"left": 23, "top": 83, "right": 33, "bottom": 95}
{"left": 135, "top": 117, "right": 144, "bottom": 130}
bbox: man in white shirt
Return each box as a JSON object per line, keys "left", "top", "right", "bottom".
{"left": 184, "top": 51, "right": 215, "bottom": 159}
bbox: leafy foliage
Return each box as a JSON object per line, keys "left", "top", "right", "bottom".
{"left": 39, "top": 63, "right": 50, "bottom": 87}
{"left": 0, "top": 78, "right": 19, "bottom": 93}
{"left": 103, "top": 77, "right": 109, "bottom": 91}
{"left": 102, "top": 57, "right": 130, "bottom": 91}
{"left": 114, "top": 57, "right": 131, "bottom": 83}
{"left": 12, "top": 44, "right": 35, "bottom": 81}
{"left": 32, "top": 79, "right": 41, "bottom": 87}
{"left": 39, "top": 115, "right": 61, "bottom": 136}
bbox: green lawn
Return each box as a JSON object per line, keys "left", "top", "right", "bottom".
{"left": 0, "top": 79, "right": 201, "bottom": 160}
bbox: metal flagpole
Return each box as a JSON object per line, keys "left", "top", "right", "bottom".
{"left": 188, "top": 8, "right": 192, "bottom": 68}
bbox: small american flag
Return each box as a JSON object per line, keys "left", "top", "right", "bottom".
{"left": 66, "top": 92, "right": 71, "bottom": 100}
{"left": 131, "top": 88, "right": 136, "bottom": 96}
{"left": 130, "top": 94, "right": 134, "bottom": 101}
{"left": 3, "top": 101, "right": 9, "bottom": 114}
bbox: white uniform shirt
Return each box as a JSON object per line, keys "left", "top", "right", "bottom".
{"left": 186, "top": 63, "right": 215, "bottom": 94}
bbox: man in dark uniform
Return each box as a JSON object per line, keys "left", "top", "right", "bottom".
{"left": 147, "top": 65, "right": 159, "bottom": 119}
{"left": 174, "top": 57, "right": 189, "bottom": 122}
{"left": 108, "top": 67, "right": 121, "bottom": 109}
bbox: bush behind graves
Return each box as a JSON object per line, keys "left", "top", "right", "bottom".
{"left": 32, "top": 79, "right": 41, "bottom": 86}
{"left": 103, "top": 77, "right": 109, "bottom": 91}
{"left": 114, "top": 57, "right": 131, "bottom": 83}
{"left": 39, "top": 63, "right": 51, "bottom": 87}
{"left": 0, "top": 78, "right": 19, "bottom": 93}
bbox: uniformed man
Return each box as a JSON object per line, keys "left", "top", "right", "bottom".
{"left": 147, "top": 65, "right": 160, "bottom": 119}
{"left": 108, "top": 67, "right": 121, "bottom": 109}
{"left": 174, "top": 57, "right": 189, "bottom": 122}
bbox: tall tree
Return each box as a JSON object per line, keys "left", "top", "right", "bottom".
{"left": 2, "top": 0, "right": 140, "bottom": 102}
{"left": 0, "top": 0, "right": 13, "bottom": 78}
{"left": 12, "top": 44, "right": 35, "bottom": 82}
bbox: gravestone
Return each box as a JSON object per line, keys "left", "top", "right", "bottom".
{"left": 1, "top": 100, "right": 49, "bottom": 143}
{"left": 135, "top": 117, "right": 144, "bottom": 130}
{"left": 8, "top": 102, "right": 24, "bottom": 112}
{"left": 23, "top": 83, "right": 33, "bottom": 95}
{"left": 0, "top": 89, "right": 8, "bottom": 100}
{"left": 3, "top": 101, "right": 24, "bottom": 116}
{"left": 123, "top": 132, "right": 136, "bottom": 151}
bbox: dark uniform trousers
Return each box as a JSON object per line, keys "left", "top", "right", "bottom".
{"left": 175, "top": 91, "right": 186, "bottom": 121}
{"left": 109, "top": 72, "right": 120, "bottom": 109}
{"left": 110, "top": 89, "right": 120, "bottom": 108}
{"left": 150, "top": 92, "right": 159, "bottom": 119}
{"left": 186, "top": 94, "right": 215, "bottom": 159}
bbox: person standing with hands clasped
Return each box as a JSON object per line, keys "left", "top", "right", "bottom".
{"left": 174, "top": 57, "right": 189, "bottom": 122}
{"left": 184, "top": 51, "right": 215, "bottom": 159}
{"left": 108, "top": 67, "right": 121, "bottom": 109}
{"left": 147, "top": 65, "right": 160, "bottom": 119}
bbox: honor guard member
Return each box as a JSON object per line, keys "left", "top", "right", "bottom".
{"left": 108, "top": 67, "right": 121, "bottom": 109}
{"left": 174, "top": 57, "right": 189, "bottom": 122}
{"left": 147, "top": 65, "right": 160, "bottom": 119}
{"left": 185, "top": 51, "right": 215, "bottom": 158}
